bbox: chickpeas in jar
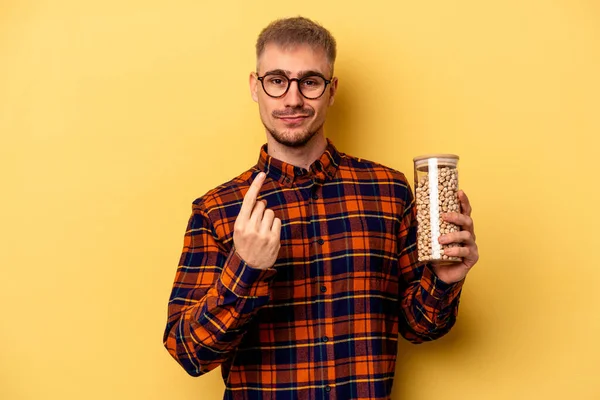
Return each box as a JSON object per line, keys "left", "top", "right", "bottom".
{"left": 413, "top": 154, "right": 462, "bottom": 265}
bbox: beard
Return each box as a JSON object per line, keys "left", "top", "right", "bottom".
{"left": 264, "top": 123, "right": 323, "bottom": 148}
{"left": 263, "top": 107, "right": 322, "bottom": 148}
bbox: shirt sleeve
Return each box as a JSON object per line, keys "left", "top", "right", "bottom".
{"left": 396, "top": 177, "right": 464, "bottom": 344}
{"left": 163, "top": 202, "right": 277, "bottom": 376}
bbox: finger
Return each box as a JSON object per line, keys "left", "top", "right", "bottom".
{"left": 439, "top": 230, "right": 474, "bottom": 246}
{"left": 249, "top": 200, "right": 267, "bottom": 229}
{"left": 444, "top": 243, "right": 479, "bottom": 264}
{"left": 271, "top": 217, "right": 282, "bottom": 237}
{"left": 260, "top": 209, "right": 275, "bottom": 235}
{"left": 442, "top": 245, "right": 471, "bottom": 259}
{"left": 442, "top": 212, "right": 474, "bottom": 233}
{"left": 239, "top": 172, "right": 266, "bottom": 221}
{"left": 458, "top": 190, "right": 472, "bottom": 217}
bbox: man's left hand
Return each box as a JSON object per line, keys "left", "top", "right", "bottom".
{"left": 431, "top": 190, "right": 479, "bottom": 284}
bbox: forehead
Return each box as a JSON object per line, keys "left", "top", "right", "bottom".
{"left": 257, "top": 43, "right": 331, "bottom": 76}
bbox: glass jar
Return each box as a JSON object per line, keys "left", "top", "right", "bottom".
{"left": 413, "top": 154, "right": 461, "bottom": 264}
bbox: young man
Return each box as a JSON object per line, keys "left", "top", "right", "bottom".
{"left": 164, "top": 17, "right": 479, "bottom": 400}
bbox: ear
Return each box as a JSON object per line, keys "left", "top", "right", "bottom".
{"left": 328, "top": 77, "right": 339, "bottom": 106}
{"left": 249, "top": 72, "right": 258, "bottom": 103}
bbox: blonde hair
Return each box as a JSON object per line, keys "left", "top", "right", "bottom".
{"left": 255, "top": 16, "right": 337, "bottom": 73}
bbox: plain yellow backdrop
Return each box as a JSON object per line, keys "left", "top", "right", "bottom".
{"left": 1, "top": 1, "right": 599, "bottom": 399}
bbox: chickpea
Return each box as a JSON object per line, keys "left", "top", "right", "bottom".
{"left": 415, "top": 164, "right": 462, "bottom": 263}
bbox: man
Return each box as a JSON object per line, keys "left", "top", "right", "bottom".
{"left": 164, "top": 16, "right": 479, "bottom": 400}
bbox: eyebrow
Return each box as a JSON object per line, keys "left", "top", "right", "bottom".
{"left": 261, "top": 69, "right": 328, "bottom": 80}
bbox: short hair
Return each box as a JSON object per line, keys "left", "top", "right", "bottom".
{"left": 255, "top": 16, "right": 337, "bottom": 73}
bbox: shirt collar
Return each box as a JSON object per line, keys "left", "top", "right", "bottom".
{"left": 256, "top": 138, "right": 341, "bottom": 187}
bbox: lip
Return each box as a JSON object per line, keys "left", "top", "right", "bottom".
{"left": 278, "top": 116, "right": 308, "bottom": 124}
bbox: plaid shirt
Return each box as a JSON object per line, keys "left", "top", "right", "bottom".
{"left": 164, "top": 139, "right": 464, "bottom": 400}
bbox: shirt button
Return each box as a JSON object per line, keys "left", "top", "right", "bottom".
{"left": 312, "top": 193, "right": 319, "bottom": 200}
{"left": 322, "top": 336, "right": 328, "bottom": 342}
{"left": 320, "top": 285, "right": 327, "bottom": 293}
{"left": 284, "top": 177, "right": 291, "bottom": 184}
{"left": 325, "top": 385, "right": 331, "bottom": 392}
{"left": 317, "top": 238, "right": 324, "bottom": 245}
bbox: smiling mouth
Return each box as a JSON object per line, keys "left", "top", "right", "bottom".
{"left": 278, "top": 116, "right": 308, "bottom": 124}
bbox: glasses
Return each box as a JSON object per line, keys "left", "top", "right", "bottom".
{"left": 256, "top": 73, "right": 332, "bottom": 99}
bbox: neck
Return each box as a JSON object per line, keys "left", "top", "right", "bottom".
{"left": 266, "top": 133, "right": 327, "bottom": 170}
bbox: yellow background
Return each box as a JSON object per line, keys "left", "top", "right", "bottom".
{"left": 1, "top": 1, "right": 598, "bottom": 399}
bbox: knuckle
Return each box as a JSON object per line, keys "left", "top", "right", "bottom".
{"left": 241, "top": 223, "right": 253, "bottom": 233}
{"left": 468, "top": 232, "right": 476, "bottom": 243}
{"left": 259, "top": 231, "right": 270, "bottom": 241}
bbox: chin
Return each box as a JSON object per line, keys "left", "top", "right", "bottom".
{"left": 270, "top": 128, "right": 317, "bottom": 148}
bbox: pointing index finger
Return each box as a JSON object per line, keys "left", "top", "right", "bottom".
{"left": 239, "top": 172, "right": 266, "bottom": 220}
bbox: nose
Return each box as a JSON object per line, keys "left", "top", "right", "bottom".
{"left": 283, "top": 79, "right": 304, "bottom": 108}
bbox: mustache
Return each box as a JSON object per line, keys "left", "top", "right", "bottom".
{"left": 272, "top": 108, "right": 315, "bottom": 118}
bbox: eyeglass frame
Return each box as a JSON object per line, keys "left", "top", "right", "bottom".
{"left": 255, "top": 71, "right": 333, "bottom": 100}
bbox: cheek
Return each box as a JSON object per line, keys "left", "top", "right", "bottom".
{"left": 313, "top": 102, "right": 330, "bottom": 119}
{"left": 258, "top": 98, "right": 275, "bottom": 119}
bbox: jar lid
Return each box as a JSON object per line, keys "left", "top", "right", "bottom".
{"left": 413, "top": 154, "right": 459, "bottom": 163}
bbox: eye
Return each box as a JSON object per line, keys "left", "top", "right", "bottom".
{"left": 267, "top": 76, "right": 287, "bottom": 86}
{"left": 302, "top": 79, "right": 317, "bottom": 86}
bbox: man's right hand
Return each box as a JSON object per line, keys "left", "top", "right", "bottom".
{"left": 233, "top": 172, "right": 281, "bottom": 270}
